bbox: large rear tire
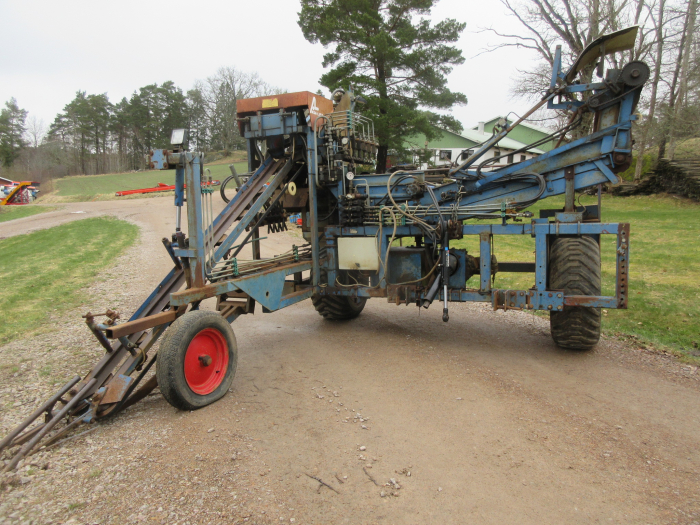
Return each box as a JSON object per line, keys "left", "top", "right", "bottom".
{"left": 549, "top": 236, "right": 602, "bottom": 351}
{"left": 157, "top": 310, "right": 237, "bottom": 410}
{"left": 312, "top": 270, "right": 367, "bottom": 320}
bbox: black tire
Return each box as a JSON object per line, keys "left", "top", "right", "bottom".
{"left": 312, "top": 271, "right": 367, "bottom": 320}
{"left": 549, "top": 236, "right": 602, "bottom": 351}
{"left": 156, "top": 310, "right": 237, "bottom": 410}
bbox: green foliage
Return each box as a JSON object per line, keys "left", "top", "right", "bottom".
{"left": 674, "top": 137, "right": 700, "bottom": 159}
{"left": 298, "top": 0, "right": 467, "bottom": 170}
{"left": 0, "top": 217, "right": 138, "bottom": 345}
{"left": 49, "top": 92, "right": 113, "bottom": 174}
{"left": 0, "top": 98, "right": 28, "bottom": 168}
{"left": 48, "top": 83, "right": 189, "bottom": 174}
{"left": 619, "top": 152, "right": 656, "bottom": 181}
{"left": 126, "top": 81, "right": 188, "bottom": 151}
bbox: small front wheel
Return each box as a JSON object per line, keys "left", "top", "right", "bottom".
{"left": 157, "top": 310, "right": 237, "bottom": 410}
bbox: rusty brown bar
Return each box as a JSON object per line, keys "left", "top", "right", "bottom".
{"left": 3, "top": 378, "right": 97, "bottom": 472}
{"left": 105, "top": 310, "right": 177, "bottom": 339}
{"left": 616, "top": 223, "right": 630, "bottom": 309}
{"left": 0, "top": 375, "right": 80, "bottom": 453}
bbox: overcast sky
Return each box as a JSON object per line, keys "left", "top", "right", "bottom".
{"left": 0, "top": 0, "right": 542, "bottom": 135}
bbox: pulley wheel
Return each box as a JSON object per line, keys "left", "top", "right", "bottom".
{"left": 619, "top": 61, "right": 650, "bottom": 88}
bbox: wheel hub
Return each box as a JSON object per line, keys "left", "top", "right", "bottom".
{"left": 183, "top": 328, "right": 229, "bottom": 395}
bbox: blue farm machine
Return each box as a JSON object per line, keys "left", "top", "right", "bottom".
{"left": 2, "top": 27, "right": 647, "bottom": 469}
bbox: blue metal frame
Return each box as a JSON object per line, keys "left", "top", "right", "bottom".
{"left": 320, "top": 221, "right": 629, "bottom": 311}
{"left": 139, "top": 29, "right": 644, "bottom": 323}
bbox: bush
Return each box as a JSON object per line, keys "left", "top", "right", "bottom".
{"left": 618, "top": 152, "right": 656, "bottom": 181}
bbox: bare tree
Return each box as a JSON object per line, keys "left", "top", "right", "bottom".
{"left": 480, "top": 0, "right": 657, "bottom": 135}
{"left": 25, "top": 115, "right": 46, "bottom": 148}
{"left": 482, "top": 0, "right": 655, "bottom": 68}
{"left": 193, "top": 67, "right": 283, "bottom": 152}
{"left": 667, "top": 0, "right": 698, "bottom": 159}
{"left": 633, "top": 0, "right": 666, "bottom": 181}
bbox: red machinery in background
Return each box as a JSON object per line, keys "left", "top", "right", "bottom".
{"left": 115, "top": 180, "right": 220, "bottom": 196}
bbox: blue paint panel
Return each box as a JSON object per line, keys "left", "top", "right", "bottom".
{"left": 387, "top": 248, "right": 423, "bottom": 284}
{"left": 150, "top": 149, "right": 168, "bottom": 170}
{"left": 601, "top": 135, "right": 615, "bottom": 154}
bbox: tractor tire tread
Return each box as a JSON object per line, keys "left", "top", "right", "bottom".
{"left": 549, "top": 236, "right": 602, "bottom": 351}
{"left": 311, "top": 293, "right": 366, "bottom": 320}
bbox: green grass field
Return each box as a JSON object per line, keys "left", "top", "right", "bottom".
{"left": 0, "top": 217, "right": 138, "bottom": 345}
{"left": 445, "top": 194, "right": 700, "bottom": 360}
{"left": 0, "top": 205, "right": 53, "bottom": 223}
{"left": 54, "top": 162, "right": 248, "bottom": 199}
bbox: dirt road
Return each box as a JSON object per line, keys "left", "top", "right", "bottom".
{"left": 1, "top": 198, "right": 699, "bottom": 524}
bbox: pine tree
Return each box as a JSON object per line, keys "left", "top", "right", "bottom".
{"left": 0, "top": 98, "right": 28, "bottom": 168}
{"left": 298, "top": 0, "right": 467, "bottom": 171}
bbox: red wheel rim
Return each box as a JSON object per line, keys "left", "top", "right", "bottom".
{"left": 184, "top": 328, "right": 229, "bottom": 395}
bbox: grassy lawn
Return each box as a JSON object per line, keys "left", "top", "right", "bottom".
{"left": 0, "top": 217, "right": 138, "bottom": 345}
{"left": 0, "top": 205, "right": 53, "bottom": 223}
{"left": 446, "top": 194, "right": 700, "bottom": 360}
{"left": 675, "top": 137, "right": 700, "bottom": 159}
{"left": 54, "top": 161, "right": 248, "bottom": 199}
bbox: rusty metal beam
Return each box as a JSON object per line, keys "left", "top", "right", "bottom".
{"left": 104, "top": 310, "right": 177, "bottom": 339}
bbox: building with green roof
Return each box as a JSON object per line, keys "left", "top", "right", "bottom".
{"left": 475, "top": 117, "right": 557, "bottom": 152}
{"left": 402, "top": 124, "right": 546, "bottom": 171}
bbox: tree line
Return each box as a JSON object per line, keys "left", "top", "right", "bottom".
{"left": 2, "top": 0, "right": 699, "bottom": 182}
{"left": 0, "top": 68, "right": 281, "bottom": 181}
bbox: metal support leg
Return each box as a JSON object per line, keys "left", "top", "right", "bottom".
{"left": 185, "top": 154, "right": 206, "bottom": 288}
{"left": 564, "top": 167, "right": 575, "bottom": 212}
{"left": 479, "top": 232, "right": 491, "bottom": 293}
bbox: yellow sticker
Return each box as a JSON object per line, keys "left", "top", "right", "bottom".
{"left": 262, "top": 98, "right": 278, "bottom": 108}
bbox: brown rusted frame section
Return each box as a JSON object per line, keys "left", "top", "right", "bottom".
{"left": 3, "top": 378, "right": 97, "bottom": 472}
{"left": 170, "top": 260, "right": 312, "bottom": 306}
{"left": 616, "top": 223, "right": 630, "bottom": 308}
{"left": 38, "top": 414, "right": 89, "bottom": 450}
{"left": 217, "top": 291, "right": 254, "bottom": 319}
{"left": 313, "top": 285, "right": 387, "bottom": 298}
{"left": 119, "top": 375, "right": 159, "bottom": 411}
{"left": 0, "top": 375, "right": 80, "bottom": 453}
{"left": 83, "top": 313, "right": 114, "bottom": 354}
{"left": 387, "top": 284, "right": 419, "bottom": 305}
{"left": 100, "top": 374, "right": 133, "bottom": 405}
{"left": 104, "top": 310, "right": 178, "bottom": 339}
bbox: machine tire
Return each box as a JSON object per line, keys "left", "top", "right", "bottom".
{"left": 156, "top": 310, "right": 237, "bottom": 410}
{"left": 312, "top": 271, "right": 367, "bottom": 320}
{"left": 549, "top": 235, "right": 602, "bottom": 351}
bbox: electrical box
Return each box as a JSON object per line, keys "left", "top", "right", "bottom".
{"left": 337, "top": 237, "right": 379, "bottom": 271}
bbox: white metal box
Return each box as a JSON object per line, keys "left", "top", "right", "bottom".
{"left": 337, "top": 237, "right": 379, "bottom": 271}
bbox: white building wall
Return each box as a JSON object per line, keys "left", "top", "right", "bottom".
{"left": 414, "top": 147, "right": 539, "bottom": 171}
